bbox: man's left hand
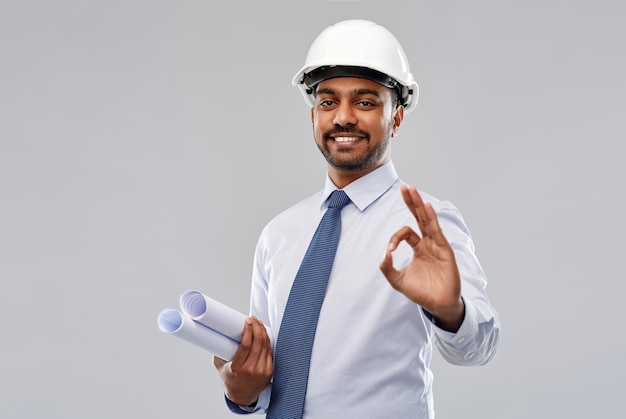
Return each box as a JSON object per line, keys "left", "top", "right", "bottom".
{"left": 380, "top": 184, "right": 465, "bottom": 332}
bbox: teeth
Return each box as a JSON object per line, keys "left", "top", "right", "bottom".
{"left": 333, "top": 137, "right": 361, "bottom": 142}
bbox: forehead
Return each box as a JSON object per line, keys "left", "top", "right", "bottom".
{"left": 315, "top": 77, "right": 392, "bottom": 98}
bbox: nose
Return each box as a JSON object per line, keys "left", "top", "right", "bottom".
{"left": 332, "top": 102, "right": 358, "bottom": 127}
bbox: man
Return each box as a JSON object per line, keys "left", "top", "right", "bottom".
{"left": 214, "top": 19, "right": 500, "bottom": 418}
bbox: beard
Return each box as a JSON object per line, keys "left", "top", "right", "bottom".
{"left": 316, "top": 120, "right": 394, "bottom": 172}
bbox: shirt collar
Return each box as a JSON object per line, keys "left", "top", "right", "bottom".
{"left": 321, "top": 160, "right": 400, "bottom": 212}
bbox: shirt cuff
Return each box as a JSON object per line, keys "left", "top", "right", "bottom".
{"left": 224, "top": 384, "right": 272, "bottom": 415}
{"left": 430, "top": 297, "right": 479, "bottom": 348}
{"left": 225, "top": 395, "right": 256, "bottom": 414}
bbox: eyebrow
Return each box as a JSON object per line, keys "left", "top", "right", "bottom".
{"left": 315, "top": 87, "right": 382, "bottom": 98}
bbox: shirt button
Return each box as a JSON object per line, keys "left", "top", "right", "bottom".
{"left": 456, "top": 336, "right": 465, "bottom": 344}
{"left": 466, "top": 352, "right": 475, "bottom": 359}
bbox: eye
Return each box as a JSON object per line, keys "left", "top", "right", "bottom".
{"left": 356, "top": 99, "right": 378, "bottom": 109}
{"left": 318, "top": 99, "right": 337, "bottom": 108}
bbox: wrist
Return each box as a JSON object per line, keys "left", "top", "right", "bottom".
{"left": 228, "top": 396, "right": 258, "bottom": 407}
{"left": 428, "top": 298, "right": 465, "bottom": 332}
{"left": 225, "top": 389, "right": 259, "bottom": 407}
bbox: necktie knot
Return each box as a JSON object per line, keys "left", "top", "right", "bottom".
{"left": 327, "top": 190, "right": 351, "bottom": 209}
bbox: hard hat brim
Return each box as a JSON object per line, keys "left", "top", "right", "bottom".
{"left": 293, "top": 65, "right": 419, "bottom": 113}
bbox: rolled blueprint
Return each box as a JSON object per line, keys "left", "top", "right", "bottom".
{"left": 157, "top": 308, "right": 239, "bottom": 361}
{"left": 179, "top": 290, "right": 248, "bottom": 342}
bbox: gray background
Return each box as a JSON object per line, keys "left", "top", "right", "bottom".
{"left": 1, "top": 0, "right": 625, "bottom": 418}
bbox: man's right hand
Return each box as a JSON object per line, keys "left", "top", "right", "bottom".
{"left": 213, "top": 316, "right": 273, "bottom": 407}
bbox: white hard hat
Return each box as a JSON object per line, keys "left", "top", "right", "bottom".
{"left": 292, "top": 19, "right": 419, "bottom": 113}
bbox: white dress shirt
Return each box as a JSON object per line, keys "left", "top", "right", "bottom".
{"left": 228, "top": 160, "right": 500, "bottom": 418}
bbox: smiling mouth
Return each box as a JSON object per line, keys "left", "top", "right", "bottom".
{"left": 330, "top": 136, "right": 364, "bottom": 143}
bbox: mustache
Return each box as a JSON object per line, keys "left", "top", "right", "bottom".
{"left": 323, "top": 126, "right": 369, "bottom": 138}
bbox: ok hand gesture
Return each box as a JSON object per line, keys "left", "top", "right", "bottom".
{"left": 380, "top": 185, "right": 465, "bottom": 332}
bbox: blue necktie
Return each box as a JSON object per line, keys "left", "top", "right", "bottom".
{"left": 267, "top": 190, "right": 351, "bottom": 419}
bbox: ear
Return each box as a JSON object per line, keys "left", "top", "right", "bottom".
{"left": 310, "top": 106, "right": 315, "bottom": 124}
{"left": 391, "top": 105, "right": 405, "bottom": 137}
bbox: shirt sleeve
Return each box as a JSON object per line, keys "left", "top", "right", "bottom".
{"left": 429, "top": 203, "right": 501, "bottom": 366}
